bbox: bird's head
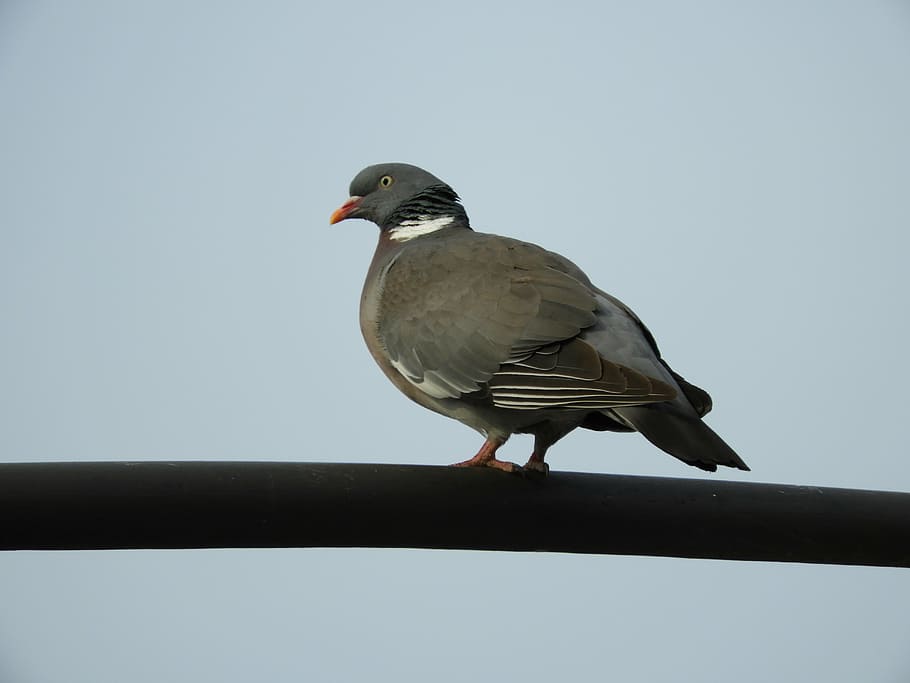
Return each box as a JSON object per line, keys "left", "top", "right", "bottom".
{"left": 330, "top": 163, "right": 469, "bottom": 232}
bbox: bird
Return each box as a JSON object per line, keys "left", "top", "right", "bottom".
{"left": 330, "top": 163, "right": 748, "bottom": 475}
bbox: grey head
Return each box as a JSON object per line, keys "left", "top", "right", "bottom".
{"left": 330, "top": 163, "right": 470, "bottom": 230}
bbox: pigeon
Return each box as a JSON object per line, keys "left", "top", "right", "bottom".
{"left": 330, "top": 163, "right": 748, "bottom": 474}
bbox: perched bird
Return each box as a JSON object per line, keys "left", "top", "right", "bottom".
{"left": 330, "top": 163, "right": 748, "bottom": 475}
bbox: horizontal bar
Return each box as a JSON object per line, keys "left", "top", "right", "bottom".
{"left": 1, "top": 462, "right": 907, "bottom": 567}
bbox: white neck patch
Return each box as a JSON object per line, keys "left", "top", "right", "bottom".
{"left": 388, "top": 215, "right": 455, "bottom": 242}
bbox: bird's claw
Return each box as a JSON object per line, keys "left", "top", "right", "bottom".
{"left": 451, "top": 457, "right": 521, "bottom": 473}
{"left": 522, "top": 459, "right": 549, "bottom": 476}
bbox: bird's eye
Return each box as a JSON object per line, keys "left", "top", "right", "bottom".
{"left": 379, "top": 175, "right": 394, "bottom": 188}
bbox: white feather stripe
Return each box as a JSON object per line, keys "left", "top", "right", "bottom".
{"left": 494, "top": 371, "right": 611, "bottom": 381}
{"left": 388, "top": 215, "right": 455, "bottom": 241}
{"left": 493, "top": 396, "right": 658, "bottom": 406}
{"left": 390, "top": 357, "right": 456, "bottom": 399}
{"left": 493, "top": 398, "right": 652, "bottom": 410}
{"left": 491, "top": 384, "right": 626, "bottom": 393}
{"left": 495, "top": 363, "right": 600, "bottom": 382}
{"left": 492, "top": 390, "right": 649, "bottom": 399}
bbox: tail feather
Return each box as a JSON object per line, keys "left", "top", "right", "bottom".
{"left": 612, "top": 404, "right": 749, "bottom": 472}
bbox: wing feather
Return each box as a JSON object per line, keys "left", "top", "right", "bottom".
{"left": 377, "top": 232, "right": 678, "bottom": 409}
{"left": 379, "top": 233, "right": 600, "bottom": 397}
{"left": 489, "top": 338, "right": 677, "bottom": 410}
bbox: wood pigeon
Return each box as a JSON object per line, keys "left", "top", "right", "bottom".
{"left": 331, "top": 163, "right": 748, "bottom": 475}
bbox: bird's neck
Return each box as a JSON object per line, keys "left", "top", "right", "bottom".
{"left": 382, "top": 184, "right": 471, "bottom": 242}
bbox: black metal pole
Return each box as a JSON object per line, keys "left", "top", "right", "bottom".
{"left": 1, "top": 461, "right": 908, "bottom": 567}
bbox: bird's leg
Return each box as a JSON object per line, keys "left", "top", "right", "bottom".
{"left": 451, "top": 437, "right": 520, "bottom": 473}
{"left": 523, "top": 449, "right": 550, "bottom": 475}
{"left": 523, "top": 432, "right": 561, "bottom": 475}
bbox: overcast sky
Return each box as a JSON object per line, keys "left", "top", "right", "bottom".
{"left": 2, "top": 2, "right": 909, "bottom": 681}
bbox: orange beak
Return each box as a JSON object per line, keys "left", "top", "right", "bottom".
{"left": 329, "top": 196, "right": 363, "bottom": 224}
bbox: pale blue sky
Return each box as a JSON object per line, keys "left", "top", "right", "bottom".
{"left": 2, "top": 2, "right": 909, "bottom": 681}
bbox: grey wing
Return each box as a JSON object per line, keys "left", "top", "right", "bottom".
{"left": 489, "top": 337, "right": 677, "bottom": 409}
{"left": 377, "top": 235, "right": 597, "bottom": 399}
{"left": 378, "top": 233, "right": 677, "bottom": 408}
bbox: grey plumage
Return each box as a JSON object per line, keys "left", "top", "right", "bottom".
{"left": 331, "top": 162, "right": 748, "bottom": 474}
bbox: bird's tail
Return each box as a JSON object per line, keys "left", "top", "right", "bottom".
{"left": 612, "top": 404, "right": 749, "bottom": 472}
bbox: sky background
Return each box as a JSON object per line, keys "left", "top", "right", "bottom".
{"left": 2, "top": 1, "right": 910, "bottom": 681}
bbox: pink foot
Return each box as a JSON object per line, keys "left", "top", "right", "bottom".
{"left": 522, "top": 452, "right": 550, "bottom": 475}
{"left": 450, "top": 438, "right": 521, "bottom": 473}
